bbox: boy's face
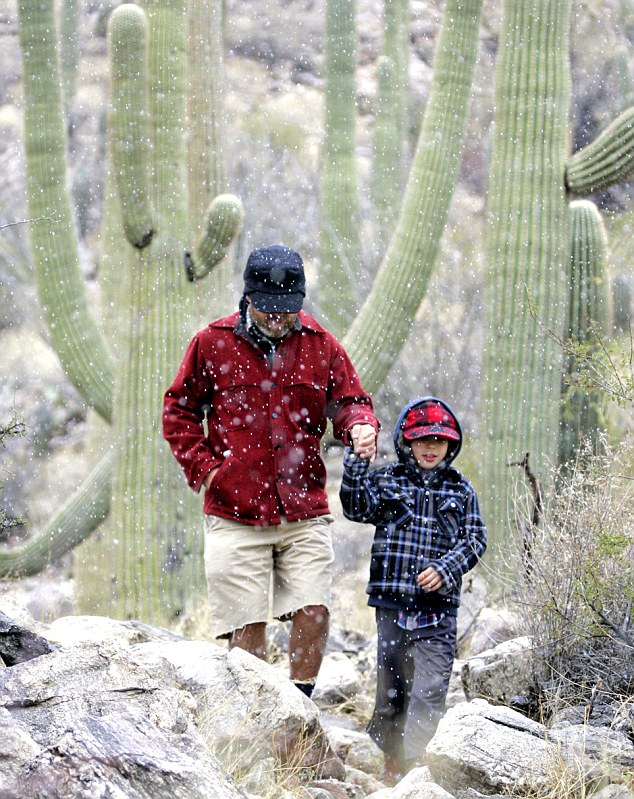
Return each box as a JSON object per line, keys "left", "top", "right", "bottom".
{"left": 410, "top": 435, "right": 450, "bottom": 470}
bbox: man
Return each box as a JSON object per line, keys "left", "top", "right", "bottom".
{"left": 162, "top": 244, "right": 378, "bottom": 697}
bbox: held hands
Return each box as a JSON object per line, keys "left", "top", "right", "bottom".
{"left": 350, "top": 423, "right": 377, "bottom": 463}
{"left": 417, "top": 566, "right": 442, "bottom": 592}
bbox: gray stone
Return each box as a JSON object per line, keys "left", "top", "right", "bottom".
{"left": 461, "top": 636, "right": 535, "bottom": 704}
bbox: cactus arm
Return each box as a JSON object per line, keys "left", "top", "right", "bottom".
{"left": 109, "top": 4, "right": 155, "bottom": 249}
{"left": 17, "top": 0, "right": 114, "bottom": 423}
{"left": 559, "top": 200, "right": 609, "bottom": 466}
{"left": 371, "top": 56, "right": 402, "bottom": 246}
{"left": 319, "top": 0, "right": 360, "bottom": 337}
{"left": 344, "top": 0, "right": 484, "bottom": 393}
{"left": 0, "top": 452, "right": 112, "bottom": 580}
{"left": 185, "top": 193, "right": 244, "bottom": 281}
{"left": 566, "top": 106, "right": 634, "bottom": 194}
{"left": 61, "top": 0, "right": 79, "bottom": 111}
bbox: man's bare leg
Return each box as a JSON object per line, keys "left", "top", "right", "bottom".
{"left": 288, "top": 605, "right": 329, "bottom": 695}
{"left": 229, "top": 621, "right": 267, "bottom": 660}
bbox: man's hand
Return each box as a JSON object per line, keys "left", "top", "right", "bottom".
{"left": 202, "top": 467, "right": 219, "bottom": 491}
{"left": 416, "top": 566, "right": 442, "bottom": 592}
{"left": 350, "top": 423, "right": 377, "bottom": 462}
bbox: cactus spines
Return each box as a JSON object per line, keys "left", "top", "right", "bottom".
{"left": 566, "top": 106, "right": 634, "bottom": 195}
{"left": 185, "top": 193, "right": 244, "bottom": 281}
{"left": 0, "top": 451, "right": 112, "bottom": 580}
{"left": 18, "top": 0, "right": 114, "bottom": 423}
{"left": 109, "top": 4, "right": 155, "bottom": 249}
{"left": 612, "top": 273, "right": 632, "bottom": 335}
{"left": 481, "top": 0, "right": 571, "bottom": 557}
{"left": 559, "top": 200, "right": 609, "bottom": 466}
{"left": 344, "top": 0, "right": 484, "bottom": 393}
{"left": 371, "top": 55, "right": 402, "bottom": 246}
{"left": 319, "top": 0, "right": 360, "bottom": 336}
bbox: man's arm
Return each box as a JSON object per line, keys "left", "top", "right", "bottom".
{"left": 162, "top": 335, "right": 224, "bottom": 492}
{"left": 326, "top": 339, "right": 380, "bottom": 452}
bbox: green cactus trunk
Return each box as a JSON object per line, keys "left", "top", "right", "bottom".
{"left": 480, "top": 0, "right": 570, "bottom": 560}
{"left": 318, "top": 0, "right": 360, "bottom": 337}
{"left": 344, "top": 0, "right": 483, "bottom": 394}
{"left": 16, "top": 0, "right": 240, "bottom": 623}
{"left": 17, "top": 0, "right": 114, "bottom": 423}
{"left": 74, "top": 0, "right": 207, "bottom": 622}
{"left": 559, "top": 200, "right": 609, "bottom": 467}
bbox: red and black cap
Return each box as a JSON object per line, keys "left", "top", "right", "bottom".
{"left": 402, "top": 401, "right": 460, "bottom": 442}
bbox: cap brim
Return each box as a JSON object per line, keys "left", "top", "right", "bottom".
{"left": 249, "top": 291, "right": 304, "bottom": 313}
{"left": 403, "top": 424, "right": 460, "bottom": 442}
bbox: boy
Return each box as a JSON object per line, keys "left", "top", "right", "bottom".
{"left": 339, "top": 396, "right": 486, "bottom": 782}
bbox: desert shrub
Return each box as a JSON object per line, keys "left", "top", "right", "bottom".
{"left": 0, "top": 413, "right": 26, "bottom": 540}
{"left": 513, "top": 437, "right": 634, "bottom": 720}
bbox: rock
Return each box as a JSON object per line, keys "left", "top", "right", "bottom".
{"left": 314, "top": 651, "right": 363, "bottom": 704}
{"left": 3, "top": 704, "right": 245, "bottom": 799}
{"left": 460, "top": 636, "right": 535, "bottom": 704}
{"left": 326, "top": 725, "right": 384, "bottom": 775}
{"left": 0, "top": 611, "right": 54, "bottom": 665}
{"left": 366, "top": 765, "right": 456, "bottom": 798}
{"left": 548, "top": 723, "right": 634, "bottom": 784}
{"left": 425, "top": 699, "right": 564, "bottom": 796}
{"left": 592, "top": 785, "right": 634, "bottom": 799}
{"left": 46, "top": 614, "right": 184, "bottom": 647}
{"left": 344, "top": 764, "right": 386, "bottom": 795}
{"left": 458, "top": 606, "right": 521, "bottom": 658}
{"left": 133, "top": 639, "right": 346, "bottom": 781}
{"left": 0, "top": 708, "right": 41, "bottom": 788}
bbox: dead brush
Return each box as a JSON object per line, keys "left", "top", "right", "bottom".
{"left": 510, "top": 437, "right": 634, "bottom": 722}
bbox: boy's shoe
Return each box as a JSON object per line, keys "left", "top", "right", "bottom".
{"left": 382, "top": 753, "right": 403, "bottom": 786}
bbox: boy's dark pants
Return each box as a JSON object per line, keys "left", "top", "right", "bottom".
{"left": 367, "top": 608, "right": 457, "bottom": 769}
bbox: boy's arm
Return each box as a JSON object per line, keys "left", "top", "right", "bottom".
{"left": 339, "top": 447, "right": 380, "bottom": 522}
{"left": 429, "top": 488, "right": 487, "bottom": 590}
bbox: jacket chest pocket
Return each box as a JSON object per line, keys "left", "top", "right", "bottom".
{"left": 286, "top": 381, "right": 327, "bottom": 435}
{"left": 436, "top": 495, "right": 465, "bottom": 540}
{"left": 215, "top": 384, "right": 263, "bottom": 431}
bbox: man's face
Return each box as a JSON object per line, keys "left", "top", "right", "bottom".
{"left": 248, "top": 297, "right": 298, "bottom": 339}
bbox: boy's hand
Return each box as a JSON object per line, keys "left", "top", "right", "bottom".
{"left": 350, "top": 424, "right": 377, "bottom": 462}
{"left": 417, "top": 566, "right": 442, "bottom": 592}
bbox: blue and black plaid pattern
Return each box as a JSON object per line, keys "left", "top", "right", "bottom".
{"left": 340, "top": 448, "right": 486, "bottom": 611}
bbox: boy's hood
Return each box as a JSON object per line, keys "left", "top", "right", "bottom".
{"left": 393, "top": 395, "right": 463, "bottom": 466}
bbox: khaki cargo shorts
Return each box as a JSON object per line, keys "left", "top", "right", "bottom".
{"left": 203, "top": 514, "right": 335, "bottom": 638}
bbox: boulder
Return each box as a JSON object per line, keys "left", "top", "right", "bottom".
{"left": 460, "top": 636, "right": 535, "bottom": 704}
{"left": 366, "top": 766, "right": 456, "bottom": 798}
{"left": 326, "top": 725, "right": 384, "bottom": 775}
{"left": 425, "top": 699, "right": 563, "bottom": 796}
{"left": 2, "top": 704, "right": 245, "bottom": 799}
{"left": 313, "top": 651, "right": 363, "bottom": 704}
{"left": 0, "top": 610, "right": 53, "bottom": 665}
{"left": 133, "top": 639, "right": 346, "bottom": 781}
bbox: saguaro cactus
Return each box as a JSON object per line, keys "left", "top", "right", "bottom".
{"left": 481, "top": 0, "right": 634, "bottom": 560}
{"left": 559, "top": 200, "right": 609, "bottom": 467}
{"left": 344, "top": 0, "right": 484, "bottom": 394}
{"left": 481, "top": 0, "right": 571, "bottom": 560}
{"left": 15, "top": 0, "right": 242, "bottom": 622}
